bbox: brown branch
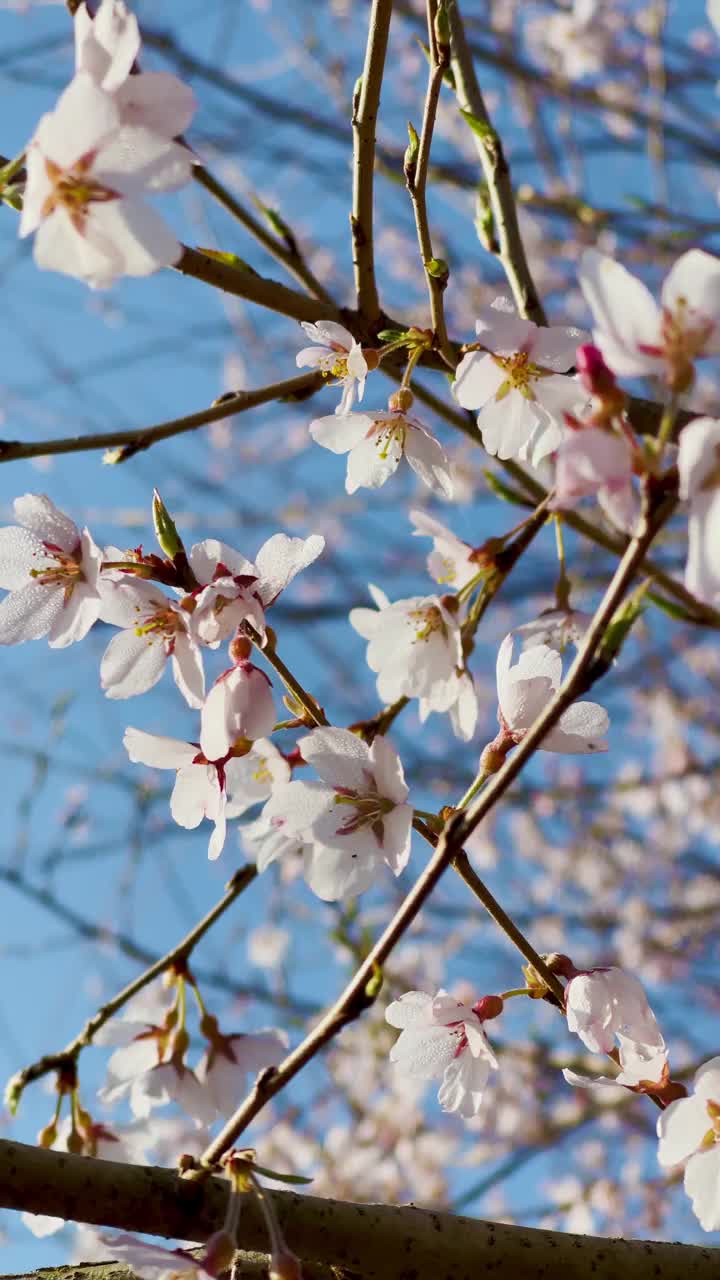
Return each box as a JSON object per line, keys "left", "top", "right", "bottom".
{"left": 174, "top": 248, "right": 340, "bottom": 324}
{"left": 404, "top": 1, "right": 453, "bottom": 363}
{"left": 351, "top": 0, "right": 394, "bottom": 323}
{"left": 5, "top": 867, "right": 258, "bottom": 1110}
{"left": 192, "top": 167, "right": 334, "bottom": 305}
{"left": 0, "top": 373, "right": 323, "bottom": 466}
{"left": 447, "top": 0, "right": 546, "bottom": 324}
{"left": 0, "top": 1140, "right": 717, "bottom": 1279}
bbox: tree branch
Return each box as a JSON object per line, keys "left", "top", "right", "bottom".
{"left": 404, "top": 1, "right": 454, "bottom": 364}
{"left": 174, "top": 249, "right": 340, "bottom": 324}
{"left": 5, "top": 868, "right": 258, "bottom": 1110}
{"left": 351, "top": 0, "right": 394, "bottom": 323}
{"left": 192, "top": 167, "right": 334, "bottom": 305}
{"left": 447, "top": 0, "right": 546, "bottom": 324}
{"left": 0, "top": 1140, "right": 717, "bottom": 1280}
{"left": 0, "top": 373, "right": 323, "bottom": 465}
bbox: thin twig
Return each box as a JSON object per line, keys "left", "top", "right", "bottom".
{"left": 4, "top": 865, "right": 265, "bottom": 1107}
{"left": 196, "top": 485, "right": 674, "bottom": 1164}
{"left": 351, "top": 0, "right": 394, "bottom": 324}
{"left": 193, "top": 166, "right": 334, "bottom": 304}
{"left": 404, "top": 1, "right": 454, "bottom": 364}
{"left": 447, "top": 0, "right": 546, "bottom": 324}
{"left": 175, "top": 247, "right": 340, "bottom": 324}
{"left": 0, "top": 372, "right": 323, "bottom": 465}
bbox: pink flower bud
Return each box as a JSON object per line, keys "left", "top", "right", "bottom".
{"left": 472, "top": 994, "right": 504, "bottom": 1022}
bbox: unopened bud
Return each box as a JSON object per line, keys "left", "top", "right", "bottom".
{"left": 270, "top": 1249, "right": 303, "bottom": 1280}
{"left": 66, "top": 1129, "right": 85, "bottom": 1155}
{"left": 576, "top": 344, "right": 625, "bottom": 415}
{"left": 203, "top": 1231, "right": 237, "bottom": 1274}
{"left": 388, "top": 387, "right": 414, "bottom": 413}
{"left": 37, "top": 1121, "right": 58, "bottom": 1148}
{"left": 229, "top": 635, "right": 252, "bottom": 664}
{"left": 152, "top": 489, "right": 185, "bottom": 561}
{"left": 472, "top": 994, "right": 504, "bottom": 1022}
{"left": 434, "top": 1, "right": 450, "bottom": 49}
{"left": 172, "top": 1027, "right": 190, "bottom": 1058}
{"left": 200, "top": 1012, "right": 220, "bottom": 1041}
{"left": 480, "top": 740, "right": 510, "bottom": 774}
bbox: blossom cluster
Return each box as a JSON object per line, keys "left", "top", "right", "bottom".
{"left": 7, "top": 0, "right": 720, "bottom": 1241}
{"left": 20, "top": 0, "right": 197, "bottom": 286}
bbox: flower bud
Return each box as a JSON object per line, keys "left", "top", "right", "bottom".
{"left": 229, "top": 635, "right": 252, "bottom": 664}
{"left": 388, "top": 388, "right": 414, "bottom": 413}
{"left": 66, "top": 1128, "right": 85, "bottom": 1155}
{"left": 472, "top": 994, "right": 504, "bottom": 1022}
{"left": 269, "top": 1249, "right": 303, "bottom": 1280}
{"left": 152, "top": 489, "right": 185, "bottom": 561}
{"left": 37, "top": 1121, "right": 57, "bottom": 1148}
{"left": 575, "top": 344, "right": 626, "bottom": 416}
{"left": 203, "top": 1230, "right": 237, "bottom": 1275}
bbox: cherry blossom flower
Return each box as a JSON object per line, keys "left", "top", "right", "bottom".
{"left": 563, "top": 1037, "right": 669, "bottom": 1094}
{"left": 99, "top": 578, "right": 204, "bottom": 706}
{"left": 241, "top": 810, "right": 310, "bottom": 880}
{"left": 74, "top": 0, "right": 197, "bottom": 138}
{"left": 565, "top": 966, "right": 662, "bottom": 1053}
{"left": 309, "top": 405, "right": 453, "bottom": 497}
{"left": 657, "top": 1056, "right": 720, "bottom": 1232}
{"left": 677, "top": 416, "right": 720, "bottom": 607}
{"left": 409, "top": 509, "right": 479, "bottom": 591}
{"left": 296, "top": 320, "right": 369, "bottom": 414}
{"left": 248, "top": 924, "right": 290, "bottom": 969}
{"left": 495, "top": 634, "right": 609, "bottom": 754}
{"left": 513, "top": 607, "right": 591, "bottom": 654}
{"left": 262, "top": 727, "right": 413, "bottom": 900}
{"left": 97, "top": 1232, "right": 234, "bottom": 1280}
{"left": 579, "top": 248, "right": 720, "bottom": 391}
{"left": 199, "top": 662, "right": 276, "bottom": 761}
{"left": 197, "top": 1022, "right": 288, "bottom": 1115}
{"left": 349, "top": 585, "right": 475, "bottom": 734}
{"left": 20, "top": 74, "right": 192, "bottom": 287}
{"left": 95, "top": 1010, "right": 216, "bottom": 1126}
{"left": 0, "top": 493, "right": 102, "bottom": 647}
{"left": 453, "top": 300, "right": 588, "bottom": 462}
{"left": 123, "top": 727, "right": 263, "bottom": 859}
{"left": 551, "top": 424, "right": 639, "bottom": 533}
{"left": 223, "top": 737, "right": 291, "bottom": 818}
{"left": 21, "top": 1213, "right": 66, "bottom": 1239}
{"left": 385, "top": 990, "right": 500, "bottom": 1119}
{"left": 189, "top": 532, "right": 324, "bottom": 645}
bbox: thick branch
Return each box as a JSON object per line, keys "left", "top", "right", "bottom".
{"left": 0, "top": 1141, "right": 717, "bottom": 1280}
{"left": 351, "top": 0, "right": 393, "bottom": 322}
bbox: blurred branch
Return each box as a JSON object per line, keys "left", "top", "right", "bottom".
{"left": 0, "top": 865, "right": 318, "bottom": 1017}
{"left": 6, "top": 867, "right": 258, "bottom": 1109}
{"left": 1, "top": 1140, "right": 718, "bottom": 1279}
{"left": 447, "top": 0, "right": 545, "bottom": 324}
{"left": 351, "top": 0, "right": 394, "bottom": 322}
